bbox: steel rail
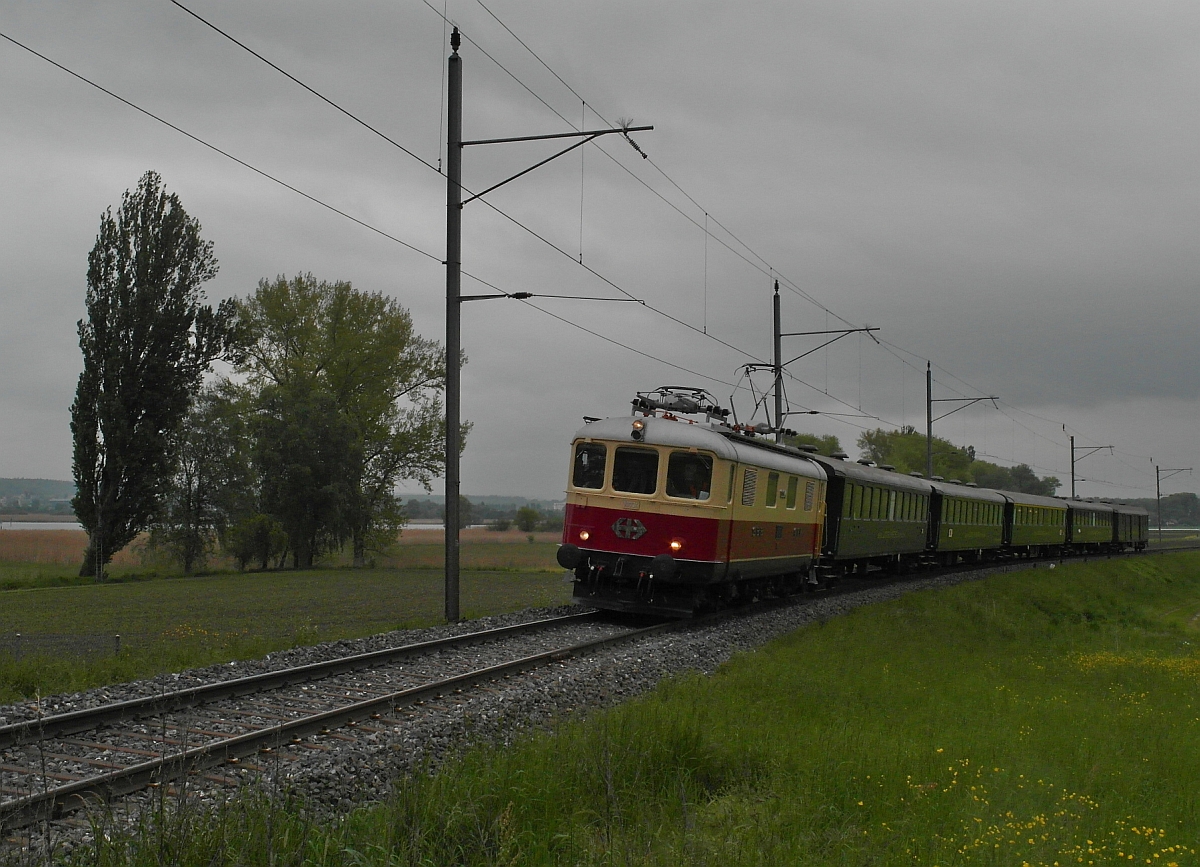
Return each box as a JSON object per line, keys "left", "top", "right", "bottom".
{"left": 0, "top": 612, "right": 600, "bottom": 751}
{"left": 0, "top": 618, "right": 672, "bottom": 832}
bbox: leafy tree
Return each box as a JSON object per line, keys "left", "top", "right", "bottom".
{"left": 151, "top": 388, "right": 251, "bottom": 573}
{"left": 71, "top": 171, "right": 237, "bottom": 578}
{"left": 1007, "top": 464, "right": 1060, "bottom": 496}
{"left": 855, "top": 426, "right": 1058, "bottom": 492}
{"left": 224, "top": 513, "right": 288, "bottom": 571}
{"left": 858, "top": 426, "right": 973, "bottom": 479}
{"left": 515, "top": 506, "right": 540, "bottom": 533}
{"left": 237, "top": 275, "right": 452, "bottom": 566}
{"left": 784, "top": 432, "right": 843, "bottom": 456}
{"left": 252, "top": 380, "right": 357, "bottom": 568}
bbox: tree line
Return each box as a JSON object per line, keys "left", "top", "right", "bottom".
{"left": 784, "top": 427, "right": 1060, "bottom": 495}
{"left": 855, "top": 427, "right": 1060, "bottom": 495}
{"left": 70, "top": 172, "right": 452, "bottom": 577}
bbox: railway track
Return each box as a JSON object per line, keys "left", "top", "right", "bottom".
{"left": 3, "top": 544, "right": 1194, "bottom": 836}
{"left": 0, "top": 611, "right": 673, "bottom": 833}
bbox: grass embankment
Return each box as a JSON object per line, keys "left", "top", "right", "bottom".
{"left": 0, "top": 535, "right": 567, "bottom": 704}
{"left": 77, "top": 553, "right": 1200, "bottom": 866}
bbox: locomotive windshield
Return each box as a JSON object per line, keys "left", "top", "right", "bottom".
{"left": 572, "top": 442, "right": 607, "bottom": 489}
{"left": 611, "top": 447, "right": 659, "bottom": 495}
{"left": 666, "top": 451, "right": 713, "bottom": 500}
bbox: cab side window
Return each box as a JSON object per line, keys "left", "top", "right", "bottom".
{"left": 665, "top": 451, "right": 713, "bottom": 500}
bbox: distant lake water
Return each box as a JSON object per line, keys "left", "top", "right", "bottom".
{"left": 1, "top": 521, "right": 84, "bottom": 531}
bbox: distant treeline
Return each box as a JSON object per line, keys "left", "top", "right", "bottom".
{"left": 1113, "top": 492, "right": 1199, "bottom": 527}
{"left": 404, "top": 498, "right": 564, "bottom": 532}
{"left": 782, "top": 428, "right": 1062, "bottom": 495}
{"left": 0, "top": 478, "right": 75, "bottom": 513}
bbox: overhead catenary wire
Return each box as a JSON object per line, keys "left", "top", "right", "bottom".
{"left": 166, "top": 0, "right": 805, "bottom": 386}
{"left": 0, "top": 27, "right": 775, "bottom": 403}
{"left": 160, "top": 0, "right": 899, "bottom": 430}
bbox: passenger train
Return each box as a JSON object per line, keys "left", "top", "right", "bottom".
{"left": 556, "top": 387, "right": 1149, "bottom": 616}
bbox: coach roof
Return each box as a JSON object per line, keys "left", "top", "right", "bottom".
{"left": 806, "top": 453, "right": 935, "bottom": 495}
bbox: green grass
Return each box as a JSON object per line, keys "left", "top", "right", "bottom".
{"left": 68, "top": 552, "right": 1200, "bottom": 866}
{"left": 0, "top": 566, "right": 571, "bottom": 704}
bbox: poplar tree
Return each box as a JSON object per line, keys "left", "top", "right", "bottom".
{"left": 71, "top": 171, "right": 237, "bottom": 577}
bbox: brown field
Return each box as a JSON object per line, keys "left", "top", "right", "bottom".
{"left": 0, "top": 525, "right": 560, "bottom": 571}
{"left": 0, "top": 529, "right": 140, "bottom": 567}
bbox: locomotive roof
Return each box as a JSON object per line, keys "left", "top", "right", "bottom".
{"left": 573, "top": 416, "right": 825, "bottom": 479}
{"left": 805, "top": 453, "right": 935, "bottom": 494}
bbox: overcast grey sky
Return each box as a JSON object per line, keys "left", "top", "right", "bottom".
{"left": 1, "top": 0, "right": 1196, "bottom": 500}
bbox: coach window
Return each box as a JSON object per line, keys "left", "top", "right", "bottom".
{"left": 888, "top": 490, "right": 897, "bottom": 521}
{"left": 786, "top": 476, "right": 798, "bottom": 509}
{"left": 849, "top": 484, "right": 860, "bottom": 518}
{"left": 572, "top": 442, "right": 607, "bottom": 490}
{"left": 666, "top": 451, "right": 713, "bottom": 500}
{"left": 765, "top": 472, "right": 780, "bottom": 508}
{"left": 611, "top": 447, "right": 659, "bottom": 495}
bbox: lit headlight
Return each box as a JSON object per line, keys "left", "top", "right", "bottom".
{"left": 669, "top": 539, "right": 683, "bottom": 552}
{"left": 631, "top": 419, "right": 645, "bottom": 441}
{"left": 579, "top": 530, "right": 590, "bottom": 542}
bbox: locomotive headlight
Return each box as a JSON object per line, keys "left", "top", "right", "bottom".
{"left": 669, "top": 539, "right": 684, "bottom": 553}
{"left": 579, "top": 530, "right": 590, "bottom": 542}
{"left": 631, "top": 419, "right": 645, "bottom": 441}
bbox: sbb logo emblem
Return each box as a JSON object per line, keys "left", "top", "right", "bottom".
{"left": 612, "top": 517, "right": 647, "bottom": 540}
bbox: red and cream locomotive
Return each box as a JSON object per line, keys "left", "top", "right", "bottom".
{"left": 556, "top": 387, "right": 827, "bottom": 616}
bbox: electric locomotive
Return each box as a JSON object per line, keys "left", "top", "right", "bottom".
{"left": 557, "top": 387, "right": 827, "bottom": 616}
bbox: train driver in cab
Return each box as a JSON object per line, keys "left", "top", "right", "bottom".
{"left": 667, "top": 453, "right": 712, "bottom": 500}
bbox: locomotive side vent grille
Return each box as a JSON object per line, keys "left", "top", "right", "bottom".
{"left": 741, "top": 468, "right": 758, "bottom": 506}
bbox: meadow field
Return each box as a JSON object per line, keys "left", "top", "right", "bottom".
{"left": 0, "top": 528, "right": 567, "bottom": 703}
{"left": 71, "top": 552, "right": 1200, "bottom": 866}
